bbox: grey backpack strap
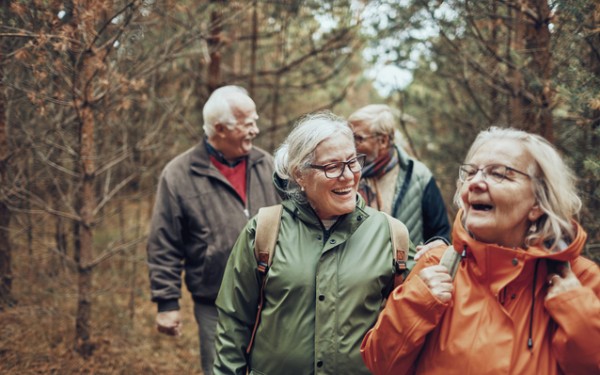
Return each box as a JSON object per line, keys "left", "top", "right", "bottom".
{"left": 440, "top": 245, "right": 461, "bottom": 281}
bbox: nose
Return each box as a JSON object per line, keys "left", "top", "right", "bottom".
{"left": 339, "top": 163, "right": 355, "bottom": 180}
{"left": 468, "top": 171, "right": 487, "bottom": 191}
{"left": 249, "top": 122, "right": 259, "bottom": 136}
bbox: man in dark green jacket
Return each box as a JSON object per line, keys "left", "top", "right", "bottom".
{"left": 147, "top": 86, "right": 280, "bottom": 375}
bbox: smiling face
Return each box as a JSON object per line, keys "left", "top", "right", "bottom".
{"left": 351, "top": 120, "right": 388, "bottom": 164}
{"left": 459, "top": 139, "right": 542, "bottom": 248}
{"left": 297, "top": 135, "right": 360, "bottom": 221}
{"left": 215, "top": 94, "right": 259, "bottom": 161}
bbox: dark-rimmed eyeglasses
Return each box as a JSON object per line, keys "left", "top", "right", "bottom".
{"left": 353, "top": 134, "right": 380, "bottom": 144}
{"left": 308, "top": 154, "right": 367, "bottom": 179}
{"left": 459, "top": 164, "right": 531, "bottom": 184}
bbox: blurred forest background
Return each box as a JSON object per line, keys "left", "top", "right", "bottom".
{"left": 1, "top": 0, "right": 598, "bottom": 373}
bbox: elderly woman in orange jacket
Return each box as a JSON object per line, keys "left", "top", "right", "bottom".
{"left": 361, "top": 126, "right": 600, "bottom": 375}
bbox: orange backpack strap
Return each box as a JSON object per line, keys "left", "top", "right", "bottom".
{"left": 247, "top": 204, "right": 283, "bottom": 355}
{"left": 382, "top": 213, "right": 410, "bottom": 288}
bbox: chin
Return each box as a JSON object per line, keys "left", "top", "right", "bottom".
{"left": 337, "top": 204, "right": 355, "bottom": 216}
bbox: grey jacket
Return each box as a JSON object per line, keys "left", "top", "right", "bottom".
{"left": 147, "top": 141, "right": 280, "bottom": 309}
{"left": 390, "top": 145, "right": 450, "bottom": 244}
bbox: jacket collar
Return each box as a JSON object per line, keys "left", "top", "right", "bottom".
{"left": 451, "top": 209, "right": 587, "bottom": 291}
{"left": 189, "top": 139, "right": 266, "bottom": 176}
{"left": 281, "top": 194, "right": 370, "bottom": 236}
{"left": 394, "top": 144, "right": 411, "bottom": 170}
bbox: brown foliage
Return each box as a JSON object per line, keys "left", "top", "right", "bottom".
{"left": 0, "top": 204, "right": 203, "bottom": 374}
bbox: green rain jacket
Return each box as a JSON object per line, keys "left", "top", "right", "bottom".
{"left": 214, "top": 196, "right": 415, "bottom": 375}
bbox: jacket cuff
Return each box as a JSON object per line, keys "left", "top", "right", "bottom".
{"left": 157, "top": 299, "right": 180, "bottom": 312}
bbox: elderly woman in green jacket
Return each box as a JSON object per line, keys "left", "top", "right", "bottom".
{"left": 213, "top": 112, "right": 415, "bottom": 375}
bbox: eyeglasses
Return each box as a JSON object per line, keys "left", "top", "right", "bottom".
{"left": 233, "top": 120, "right": 258, "bottom": 131}
{"left": 308, "top": 154, "right": 366, "bottom": 179}
{"left": 459, "top": 164, "right": 531, "bottom": 184}
{"left": 353, "top": 134, "right": 380, "bottom": 144}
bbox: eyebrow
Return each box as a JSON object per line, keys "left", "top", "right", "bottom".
{"left": 315, "top": 155, "right": 357, "bottom": 164}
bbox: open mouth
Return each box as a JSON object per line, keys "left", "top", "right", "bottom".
{"left": 332, "top": 187, "right": 353, "bottom": 196}
{"left": 472, "top": 203, "right": 493, "bottom": 211}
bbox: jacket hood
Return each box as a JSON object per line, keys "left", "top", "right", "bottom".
{"left": 273, "top": 172, "right": 292, "bottom": 201}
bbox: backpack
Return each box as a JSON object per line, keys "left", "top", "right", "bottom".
{"left": 246, "top": 204, "right": 410, "bottom": 354}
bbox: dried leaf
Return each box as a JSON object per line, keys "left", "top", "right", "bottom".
{"left": 14, "top": 48, "right": 30, "bottom": 61}
{"left": 589, "top": 98, "right": 600, "bottom": 111}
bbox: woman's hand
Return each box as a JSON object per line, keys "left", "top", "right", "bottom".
{"left": 546, "top": 264, "right": 582, "bottom": 301}
{"left": 418, "top": 265, "right": 454, "bottom": 303}
{"left": 414, "top": 239, "right": 447, "bottom": 261}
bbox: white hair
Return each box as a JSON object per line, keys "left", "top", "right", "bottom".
{"left": 274, "top": 112, "right": 354, "bottom": 203}
{"left": 202, "top": 85, "right": 250, "bottom": 137}
{"left": 454, "top": 126, "right": 582, "bottom": 250}
{"left": 348, "top": 104, "right": 396, "bottom": 138}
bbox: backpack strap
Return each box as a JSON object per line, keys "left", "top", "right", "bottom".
{"left": 247, "top": 204, "right": 283, "bottom": 355}
{"left": 253, "top": 204, "right": 283, "bottom": 272}
{"left": 440, "top": 245, "right": 461, "bottom": 281}
{"left": 382, "top": 213, "right": 410, "bottom": 288}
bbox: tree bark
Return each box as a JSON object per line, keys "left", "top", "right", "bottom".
{"left": 207, "top": 1, "right": 224, "bottom": 93}
{"left": 75, "top": 99, "right": 96, "bottom": 357}
{"left": 508, "top": 4, "right": 526, "bottom": 128}
{"left": 523, "top": 0, "right": 553, "bottom": 141}
{"left": 0, "top": 65, "right": 14, "bottom": 310}
{"left": 249, "top": 0, "right": 258, "bottom": 98}
{"left": 509, "top": 0, "right": 554, "bottom": 138}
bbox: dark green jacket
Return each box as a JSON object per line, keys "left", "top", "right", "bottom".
{"left": 214, "top": 197, "right": 415, "bottom": 375}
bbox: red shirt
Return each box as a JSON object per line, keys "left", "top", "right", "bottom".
{"left": 210, "top": 156, "right": 247, "bottom": 203}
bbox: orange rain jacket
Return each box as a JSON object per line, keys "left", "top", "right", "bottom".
{"left": 361, "top": 211, "right": 600, "bottom": 375}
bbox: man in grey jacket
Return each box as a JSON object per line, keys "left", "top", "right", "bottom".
{"left": 147, "top": 85, "right": 280, "bottom": 375}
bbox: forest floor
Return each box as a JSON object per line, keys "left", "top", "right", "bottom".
{"left": 0, "top": 203, "right": 204, "bottom": 374}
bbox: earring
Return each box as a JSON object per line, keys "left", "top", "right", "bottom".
{"left": 528, "top": 222, "right": 537, "bottom": 234}
{"left": 300, "top": 186, "right": 305, "bottom": 192}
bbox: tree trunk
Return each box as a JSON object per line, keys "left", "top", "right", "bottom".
{"left": 74, "top": 50, "right": 98, "bottom": 358}
{"left": 249, "top": 0, "right": 258, "bottom": 98}
{"left": 509, "top": 0, "right": 554, "bottom": 138}
{"left": 0, "top": 139, "right": 13, "bottom": 309}
{"left": 269, "top": 14, "right": 288, "bottom": 151}
{"left": 508, "top": 4, "right": 526, "bottom": 128}
{"left": 0, "top": 38, "right": 14, "bottom": 310}
{"left": 489, "top": 1, "right": 501, "bottom": 121}
{"left": 523, "top": 0, "right": 553, "bottom": 141}
{"left": 207, "top": 1, "right": 224, "bottom": 92}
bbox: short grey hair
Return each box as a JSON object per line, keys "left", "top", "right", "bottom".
{"left": 274, "top": 112, "right": 354, "bottom": 204}
{"left": 454, "top": 126, "right": 582, "bottom": 250}
{"left": 348, "top": 104, "right": 396, "bottom": 138}
{"left": 202, "top": 85, "right": 250, "bottom": 137}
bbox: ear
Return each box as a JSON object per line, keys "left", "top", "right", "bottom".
{"left": 214, "top": 123, "right": 227, "bottom": 137}
{"left": 294, "top": 168, "right": 306, "bottom": 190}
{"left": 380, "top": 134, "right": 391, "bottom": 147}
{"left": 528, "top": 203, "right": 543, "bottom": 222}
